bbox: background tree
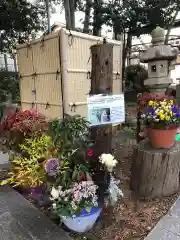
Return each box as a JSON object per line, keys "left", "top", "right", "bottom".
{"left": 83, "top": 0, "right": 93, "bottom": 33}
{"left": 102, "top": 0, "right": 180, "bottom": 84}
{"left": 0, "top": 0, "right": 46, "bottom": 53}
{"left": 125, "top": 64, "right": 148, "bottom": 93}
{"left": 50, "top": 0, "right": 83, "bottom": 30}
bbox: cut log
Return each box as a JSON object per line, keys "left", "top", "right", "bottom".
{"left": 130, "top": 139, "right": 180, "bottom": 198}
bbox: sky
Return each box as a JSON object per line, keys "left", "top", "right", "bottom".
{"left": 49, "top": 5, "right": 112, "bottom": 38}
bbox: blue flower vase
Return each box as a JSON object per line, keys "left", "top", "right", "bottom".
{"left": 61, "top": 207, "right": 102, "bottom": 233}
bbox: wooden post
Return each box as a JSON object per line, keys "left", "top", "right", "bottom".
{"left": 90, "top": 43, "right": 113, "bottom": 161}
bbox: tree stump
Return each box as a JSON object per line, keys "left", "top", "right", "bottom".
{"left": 130, "top": 139, "right": 180, "bottom": 198}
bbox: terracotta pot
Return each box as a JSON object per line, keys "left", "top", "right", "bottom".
{"left": 147, "top": 128, "right": 177, "bottom": 149}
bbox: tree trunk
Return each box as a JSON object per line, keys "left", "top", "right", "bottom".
{"left": 69, "top": 0, "right": 75, "bottom": 29}
{"left": 64, "top": 0, "right": 71, "bottom": 29}
{"left": 122, "top": 32, "right": 132, "bottom": 91}
{"left": 130, "top": 139, "right": 180, "bottom": 198}
{"left": 83, "top": 0, "right": 92, "bottom": 33}
{"left": 90, "top": 43, "right": 113, "bottom": 164}
{"left": 92, "top": 0, "right": 103, "bottom": 36}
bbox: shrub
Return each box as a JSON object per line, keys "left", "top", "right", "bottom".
{"left": 1, "top": 135, "right": 56, "bottom": 188}
{"left": 125, "top": 64, "right": 148, "bottom": 92}
{"left": 48, "top": 114, "right": 93, "bottom": 166}
{"left": 1, "top": 156, "right": 45, "bottom": 188}
{"left": 1, "top": 109, "right": 48, "bottom": 151}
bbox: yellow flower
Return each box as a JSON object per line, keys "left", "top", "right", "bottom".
{"left": 165, "top": 116, "right": 170, "bottom": 121}
{"left": 160, "top": 114, "right": 165, "bottom": 120}
{"left": 148, "top": 101, "right": 153, "bottom": 106}
{"left": 169, "top": 111, "right": 173, "bottom": 116}
{"left": 164, "top": 107, "right": 169, "bottom": 112}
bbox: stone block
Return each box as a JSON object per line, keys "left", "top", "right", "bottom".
{"left": 168, "top": 197, "right": 180, "bottom": 218}
{"left": 0, "top": 212, "right": 32, "bottom": 240}
{"left": 155, "top": 215, "right": 180, "bottom": 237}
{"left": 0, "top": 186, "right": 72, "bottom": 240}
{"left": 41, "top": 226, "right": 72, "bottom": 240}
{"left": 146, "top": 227, "right": 180, "bottom": 240}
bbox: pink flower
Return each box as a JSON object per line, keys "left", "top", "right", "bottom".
{"left": 73, "top": 191, "right": 79, "bottom": 201}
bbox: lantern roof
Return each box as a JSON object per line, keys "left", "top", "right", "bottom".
{"left": 140, "top": 26, "right": 179, "bottom": 63}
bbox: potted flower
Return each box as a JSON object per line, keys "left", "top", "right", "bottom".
{"left": 140, "top": 96, "right": 180, "bottom": 148}
{"left": 50, "top": 181, "right": 101, "bottom": 232}
{"left": 48, "top": 115, "right": 123, "bottom": 232}
{"left": 49, "top": 153, "right": 123, "bottom": 233}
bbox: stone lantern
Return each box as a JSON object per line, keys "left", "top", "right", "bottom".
{"left": 140, "top": 26, "right": 179, "bottom": 93}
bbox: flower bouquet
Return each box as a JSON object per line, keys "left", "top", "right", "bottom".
{"left": 139, "top": 95, "right": 180, "bottom": 148}
{"left": 50, "top": 181, "right": 100, "bottom": 232}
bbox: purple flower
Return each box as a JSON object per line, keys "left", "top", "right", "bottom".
{"left": 148, "top": 107, "right": 155, "bottom": 115}
{"left": 176, "top": 113, "right": 180, "bottom": 118}
{"left": 172, "top": 105, "right": 178, "bottom": 113}
{"left": 45, "top": 158, "right": 59, "bottom": 177}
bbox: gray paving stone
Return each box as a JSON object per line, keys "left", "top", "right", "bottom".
{"left": 0, "top": 212, "right": 33, "bottom": 240}
{"left": 146, "top": 228, "right": 180, "bottom": 240}
{"left": 41, "top": 226, "right": 72, "bottom": 240}
{"left": 0, "top": 201, "right": 8, "bottom": 216}
{"left": 168, "top": 197, "right": 180, "bottom": 218}
{"left": 0, "top": 186, "right": 72, "bottom": 240}
{"left": 156, "top": 215, "right": 180, "bottom": 236}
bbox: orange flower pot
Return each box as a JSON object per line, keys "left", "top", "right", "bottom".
{"left": 147, "top": 128, "right": 177, "bottom": 149}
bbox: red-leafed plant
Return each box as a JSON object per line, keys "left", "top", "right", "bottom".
{"left": 1, "top": 109, "right": 48, "bottom": 151}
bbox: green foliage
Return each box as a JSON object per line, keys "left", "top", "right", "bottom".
{"left": 0, "top": 70, "right": 19, "bottom": 102}
{"left": 125, "top": 64, "right": 148, "bottom": 92}
{"left": 19, "top": 135, "right": 56, "bottom": 160}
{"left": 103, "top": 0, "right": 180, "bottom": 37}
{"left": 49, "top": 114, "right": 93, "bottom": 164}
{"left": 48, "top": 114, "right": 93, "bottom": 188}
{"left": 1, "top": 135, "right": 57, "bottom": 188}
{"left": 0, "top": 0, "right": 46, "bottom": 53}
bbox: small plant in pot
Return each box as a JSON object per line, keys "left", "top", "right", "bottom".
{"left": 139, "top": 93, "right": 180, "bottom": 148}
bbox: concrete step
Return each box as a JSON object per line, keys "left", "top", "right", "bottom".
{"left": 0, "top": 185, "right": 72, "bottom": 240}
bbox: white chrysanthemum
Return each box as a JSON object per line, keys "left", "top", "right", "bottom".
{"left": 50, "top": 187, "right": 59, "bottom": 200}
{"left": 99, "top": 153, "right": 118, "bottom": 172}
{"left": 52, "top": 203, "right": 57, "bottom": 209}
